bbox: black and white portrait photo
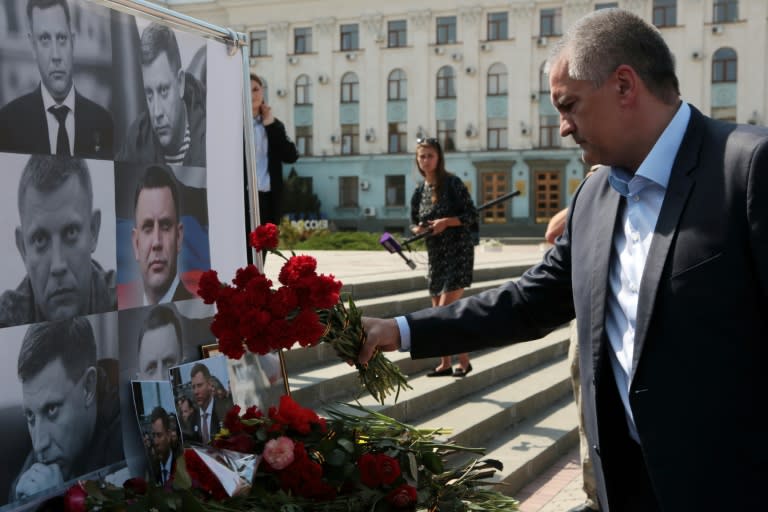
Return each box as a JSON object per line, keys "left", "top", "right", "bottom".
{"left": 114, "top": 162, "right": 209, "bottom": 309}
{"left": 130, "top": 381, "right": 182, "bottom": 487}
{"left": 0, "top": 0, "right": 114, "bottom": 159}
{"left": 115, "top": 19, "right": 207, "bottom": 168}
{"left": 170, "top": 356, "right": 232, "bottom": 447}
{"left": 0, "top": 153, "right": 117, "bottom": 329}
{"left": 0, "top": 313, "right": 123, "bottom": 509}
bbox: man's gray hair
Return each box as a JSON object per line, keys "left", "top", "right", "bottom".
{"left": 548, "top": 8, "right": 679, "bottom": 105}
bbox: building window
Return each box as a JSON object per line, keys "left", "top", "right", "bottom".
{"left": 250, "top": 30, "right": 267, "bottom": 56}
{"left": 294, "top": 27, "right": 312, "bottom": 54}
{"left": 487, "top": 63, "right": 508, "bottom": 96}
{"left": 437, "top": 120, "right": 456, "bottom": 152}
{"left": 296, "top": 126, "right": 313, "bottom": 156}
{"left": 387, "top": 69, "right": 407, "bottom": 100}
{"left": 436, "top": 66, "right": 456, "bottom": 98}
{"left": 595, "top": 2, "right": 618, "bottom": 9}
{"left": 388, "top": 123, "right": 407, "bottom": 153}
{"left": 388, "top": 20, "right": 407, "bottom": 48}
{"left": 341, "top": 72, "right": 359, "bottom": 103}
{"left": 339, "top": 176, "right": 359, "bottom": 207}
{"left": 385, "top": 175, "right": 406, "bottom": 206}
{"left": 540, "top": 8, "right": 562, "bottom": 37}
{"left": 539, "top": 62, "right": 550, "bottom": 94}
{"left": 341, "top": 124, "right": 359, "bottom": 155}
{"left": 340, "top": 23, "right": 359, "bottom": 51}
{"left": 539, "top": 115, "right": 560, "bottom": 148}
{"left": 436, "top": 16, "right": 457, "bottom": 44}
{"left": 713, "top": 0, "right": 738, "bottom": 23}
{"left": 487, "top": 12, "right": 508, "bottom": 41}
{"left": 712, "top": 47, "right": 737, "bottom": 82}
{"left": 487, "top": 118, "right": 507, "bottom": 150}
{"left": 295, "top": 74, "right": 312, "bottom": 105}
{"left": 653, "top": 0, "right": 677, "bottom": 27}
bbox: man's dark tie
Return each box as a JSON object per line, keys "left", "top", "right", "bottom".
{"left": 48, "top": 105, "right": 71, "bottom": 155}
{"left": 202, "top": 412, "right": 210, "bottom": 443}
{"left": 161, "top": 467, "right": 169, "bottom": 484}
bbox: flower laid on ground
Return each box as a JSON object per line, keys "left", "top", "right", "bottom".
{"left": 67, "top": 396, "right": 519, "bottom": 512}
{"left": 197, "top": 222, "right": 410, "bottom": 403}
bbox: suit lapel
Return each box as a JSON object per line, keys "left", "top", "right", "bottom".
{"left": 589, "top": 175, "right": 622, "bottom": 385}
{"left": 31, "top": 86, "right": 52, "bottom": 154}
{"left": 630, "top": 108, "right": 703, "bottom": 382}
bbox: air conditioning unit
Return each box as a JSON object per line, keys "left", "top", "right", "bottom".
{"left": 691, "top": 51, "right": 703, "bottom": 60}
{"left": 479, "top": 42, "right": 492, "bottom": 52}
{"left": 465, "top": 66, "right": 476, "bottom": 75}
{"left": 531, "top": 92, "right": 539, "bottom": 101}
{"left": 275, "top": 88, "right": 287, "bottom": 97}
{"left": 318, "top": 74, "right": 330, "bottom": 85}
{"left": 451, "top": 52, "right": 463, "bottom": 62}
{"left": 345, "top": 52, "right": 357, "bottom": 61}
{"left": 287, "top": 56, "right": 299, "bottom": 65}
{"left": 330, "top": 134, "right": 339, "bottom": 143}
{"left": 712, "top": 24, "right": 724, "bottom": 35}
{"left": 363, "top": 206, "right": 376, "bottom": 217}
{"left": 360, "top": 180, "right": 370, "bottom": 191}
{"left": 465, "top": 125, "right": 478, "bottom": 138}
{"left": 536, "top": 36, "right": 548, "bottom": 46}
{"left": 434, "top": 46, "right": 445, "bottom": 55}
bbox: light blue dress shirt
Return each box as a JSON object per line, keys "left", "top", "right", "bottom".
{"left": 252, "top": 117, "right": 270, "bottom": 192}
{"left": 399, "top": 103, "right": 692, "bottom": 444}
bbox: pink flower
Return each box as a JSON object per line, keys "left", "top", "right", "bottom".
{"left": 263, "top": 436, "right": 296, "bottom": 470}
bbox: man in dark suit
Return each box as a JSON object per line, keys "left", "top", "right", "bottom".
{"left": 136, "top": 304, "right": 184, "bottom": 380}
{"left": 360, "top": 8, "right": 768, "bottom": 512}
{"left": 187, "top": 363, "right": 228, "bottom": 444}
{"left": 148, "top": 406, "right": 179, "bottom": 486}
{"left": 128, "top": 164, "right": 195, "bottom": 307}
{"left": 0, "top": 0, "right": 113, "bottom": 159}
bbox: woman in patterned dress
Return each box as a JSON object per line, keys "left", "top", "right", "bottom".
{"left": 410, "top": 138, "right": 478, "bottom": 377}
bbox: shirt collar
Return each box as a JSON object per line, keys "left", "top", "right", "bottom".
{"left": 142, "top": 274, "right": 181, "bottom": 307}
{"left": 41, "top": 82, "right": 75, "bottom": 113}
{"left": 609, "top": 101, "right": 691, "bottom": 193}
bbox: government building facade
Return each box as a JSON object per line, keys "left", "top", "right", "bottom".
{"left": 168, "top": 0, "right": 767, "bottom": 236}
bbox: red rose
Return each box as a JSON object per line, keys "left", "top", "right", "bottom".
{"left": 63, "top": 483, "right": 87, "bottom": 512}
{"left": 123, "top": 477, "right": 148, "bottom": 495}
{"left": 386, "top": 483, "right": 417, "bottom": 508}
{"left": 250, "top": 223, "right": 279, "bottom": 251}
{"left": 378, "top": 454, "right": 401, "bottom": 485}
{"left": 358, "top": 453, "right": 381, "bottom": 487}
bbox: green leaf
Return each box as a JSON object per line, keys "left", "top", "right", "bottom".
{"left": 421, "top": 451, "right": 444, "bottom": 474}
{"left": 326, "top": 448, "right": 348, "bottom": 466}
{"left": 337, "top": 437, "right": 355, "bottom": 453}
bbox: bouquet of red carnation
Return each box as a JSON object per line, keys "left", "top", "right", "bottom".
{"left": 197, "top": 223, "right": 410, "bottom": 403}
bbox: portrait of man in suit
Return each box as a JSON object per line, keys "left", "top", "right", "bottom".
{"left": 136, "top": 304, "right": 183, "bottom": 380}
{"left": 0, "top": 155, "right": 116, "bottom": 328}
{"left": 10, "top": 317, "right": 122, "bottom": 502}
{"left": 187, "top": 362, "right": 229, "bottom": 444}
{"left": 359, "top": 8, "right": 768, "bottom": 512}
{"left": 117, "top": 23, "right": 205, "bottom": 167}
{"left": 0, "top": 0, "right": 113, "bottom": 159}
{"left": 131, "top": 164, "right": 194, "bottom": 306}
{"left": 149, "top": 406, "right": 179, "bottom": 486}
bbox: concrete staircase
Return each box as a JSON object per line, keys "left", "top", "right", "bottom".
{"left": 282, "top": 263, "right": 578, "bottom": 501}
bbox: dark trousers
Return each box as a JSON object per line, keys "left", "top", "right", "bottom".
{"left": 258, "top": 191, "right": 277, "bottom": 225}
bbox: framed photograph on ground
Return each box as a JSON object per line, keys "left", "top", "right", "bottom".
{"left": 200, "top": 343, "right": 220, "bottom": 358}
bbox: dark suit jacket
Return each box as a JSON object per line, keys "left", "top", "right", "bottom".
{"left": 172, "top": 280, "right": 196, "bottom": 302}
{"left": 187, "top": 397, "right": 231, "bottom": 444}
{"left": 0, "top": 85, "right": 113, "bottom": 159}
{"left": 404, "top": 106, "right": 768, "bottom": 510}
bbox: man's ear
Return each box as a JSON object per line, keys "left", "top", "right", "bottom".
{"left": 614, "top": 64, "right": 637, "bottom": 101}
{"left": 177, "top": 68, "right": 185, "bottom": 98}
{"left": 89, "top": 209, "right": 101, "bottom": 253}
{"left": 131, "top": 225, "right": 140, "bottom": 261}
{"left": 176, "top": 221, "right": 184, "bottom": 255}
{"left": 82, "top": 366, "right": 98, "bottom": 407}
{"left": 15, "top": 227, "right": 26, "bottom": 262}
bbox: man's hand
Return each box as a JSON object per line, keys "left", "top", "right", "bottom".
{"left": 359, "top": 317, "right": 401, "bottom": 364}
{"left": 15, "top": 462, "right": 63, "bottom": 499}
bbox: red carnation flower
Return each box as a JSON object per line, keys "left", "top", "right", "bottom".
{"left": 250, "top": 223, "right": 279, "bottom": 251}
{"left": 386, "top": 483, "right": 417, "bottom": 508}
{"left": 278, "top": 255, "right": 318, "bottom": 286}
{"left": 197, "top": 270, "right": 222, "bottom": 303}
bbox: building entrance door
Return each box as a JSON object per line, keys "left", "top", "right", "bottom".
{"left": 533, "top": 170, "right": 561, "bottom": 223}
{"left": 480, "top": 171, "right": 508, "bottom": 224}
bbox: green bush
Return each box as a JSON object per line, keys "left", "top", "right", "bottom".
{"left": 279, "top": 230, "right": 425, "bottom": 251}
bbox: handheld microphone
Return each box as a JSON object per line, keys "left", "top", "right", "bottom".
{"left": 379, "top": 232, "right": 417, "bottom": 269}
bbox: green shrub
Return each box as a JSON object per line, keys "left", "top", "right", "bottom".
{"left": 278, "top": 230, "right": 425, "bottom": 251}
